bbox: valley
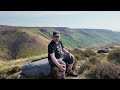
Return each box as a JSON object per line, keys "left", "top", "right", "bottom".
{"left": 0, "top": 25, "right": 120, "bottom": 79}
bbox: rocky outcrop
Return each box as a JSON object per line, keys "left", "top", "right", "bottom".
{"left": 22, "top": 58, "right": 51, "bottom": 78}
{"left": 97, "top": 49, "right": 108, "bottom": 54}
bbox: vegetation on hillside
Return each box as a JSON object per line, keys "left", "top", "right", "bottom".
{"left": 0, "top": 25, "right": 120, "bottom": 79}
{"left": 38, "top": 27, "right": 120, "bottom": 48}
{"left": 108, "top": 49, "right": 120, "bottom": 63}
{"left": 72, "top": 48, "right": 120, "bottom": 79}
{"left": 0, "top": 28, "right": 50, "bottom": 60}
{"left": 0, "top": 54, "right": 48, "bottom": 79}
{"left": 1, "top": 25, "right": 120, "bottom": 61}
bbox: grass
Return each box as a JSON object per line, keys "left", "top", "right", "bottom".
{"left": 75, "top": 47, "right": 120, "bottom": 79}
{"left": 86, "top": 62, "right": 120, "bottom": 79}
{"left": 77, "top": 56, "right": 120, "bottom": 79}
{"left": 78, "top": 61, "right": 92, "bottom": 75}
{"left": 108, "top": 49, "right": 120, "bottom": 63}
{"left": 0, "top": 54, "right": 48, "bottom": 73}
{"left": 71, "top": 49, "right": 97, "bottom": 61}
{"left": 72, "top": 59, "right": 77, "bottom": 70}
{"left": 96, "top": 54, "right": 108, "bottom": 62}
{"left": 0, "top": 28, "right": 50, "bottom": 60}
{"left": 1, "top": 25, "right": 120, "bottom": 79}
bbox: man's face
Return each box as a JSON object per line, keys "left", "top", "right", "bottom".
{"left": 53, "top": 35, "right": 60, "bottom": 42}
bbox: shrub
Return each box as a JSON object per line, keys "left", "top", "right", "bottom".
{"left": 78, "top": 62, "right": 92, "bottom": 75}
{"left": 71, "top": 49, "right": 86, "bottom": 60}
{"left": 6, "top": 66, "right": 20, "bottom": 75}
{"left": 0, "top": 73, "right": 7, "bottom": 79}
{"left": 72, "top": 59, "right": 77, "bottom": 70}
{"left": 89, "top": 56, "right": 101, "bottom": 64}
{"left": 86, "top": 62, "right": 120, "bottom": 79}
{"left": 83, "top": 49, "right": 96, "bottom": 58}
{"left": 71, "top": 49, "right": 97, "bottom": 60}
{"left": 108, "top": 49, "right": 120, "bottom": 63}
{"left": 0, "top": 66, "right": 21, "bottom": 79}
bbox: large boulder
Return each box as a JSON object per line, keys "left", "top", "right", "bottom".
{"left": 22, "top": 58, "right": 51, "bottom": 78}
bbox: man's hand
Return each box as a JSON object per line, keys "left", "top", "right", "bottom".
{"left": 69, "top": 53, "right": 75, "bottom": 59}
{"left": 58, "top": 64, "right": 66, "bottom": 72}
{"left": 63, "top": 48, "right": 75, "bottom": 59}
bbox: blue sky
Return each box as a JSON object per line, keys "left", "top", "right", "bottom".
{"left": 0, "top": 11, "right": 120, "bottom": 31}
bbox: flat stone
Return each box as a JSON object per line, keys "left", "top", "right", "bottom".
{"left": 22, "top": 58, "right": 51, "bottom": 78}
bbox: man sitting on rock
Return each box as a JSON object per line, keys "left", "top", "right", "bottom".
{"left": 48, "top": 31, "right": 78, "bottom": 79}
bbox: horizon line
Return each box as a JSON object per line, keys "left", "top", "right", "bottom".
{"left": 0, "top": 24, "right": 120, "bottom": 32}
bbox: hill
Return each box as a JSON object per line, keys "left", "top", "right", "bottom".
{"left": 0, "top": 25, "right": 120, "bottom": 60}
{"left": 0, "top": 25, "right": 50, "bottom": 60}
{"left": 0, "top": 25, "right": 120, "bottom": 79}
{"left": 38, "top": 27, "right": 120, "bottom": 48}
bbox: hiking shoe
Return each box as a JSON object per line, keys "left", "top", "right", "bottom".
{"left": 66, "top": 70, "right": 78, "bottom": 77}
{"left": 61, "top": 75, "right": 66, "bottom": 79}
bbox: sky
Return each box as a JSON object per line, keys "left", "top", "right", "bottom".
{"left": 0, "top": 11, "right": 120, "bottom": 31}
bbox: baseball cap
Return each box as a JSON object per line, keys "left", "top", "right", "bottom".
{"left": 53, "top": 31, "right": 60, "bottom": 37}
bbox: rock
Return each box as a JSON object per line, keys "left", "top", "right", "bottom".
{"left": 22, "top": 58, "right": 51, "bottom": 78}
{"left": 97, "top": 49, "right": 108, "bottom": 54}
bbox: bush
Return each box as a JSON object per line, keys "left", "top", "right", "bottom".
{"left": 89, "top": 56, "right": 101, "bottom": 64}
{"left": 108, "top": 49, "right": 120, "bottom": 63}
{"left": 83, "top": 49, "right": 96, "bottom": 58}
{"left": 71, "top": 49, "right": 86, "bottom": 60}
{"left": 6, "top": 66, "right": 20, "bottom": 75}
{"left": 71, "top": 49, "right": 97, "bottom": 60}
{"left": 0, "top": 66, "right": 21, "bottom": 79}
{"left": 78, "top": 62, "right": 92, "bottom": 75}
{"left": 86, "top": 62, "right": 120, "bottom": 79}
{"left": 78, "top": 57, "right": 101, "bottom": 75}
{"left": 0, "top": 73, "right": 7, "bottom": 79}
{"left": 72, "top": 59, "right": 77, "bottom": 70}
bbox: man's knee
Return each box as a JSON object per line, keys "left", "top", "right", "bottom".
{"left": 60, "top": 61, "right": 66, "bottom": 68}
{"left": 63, "top": 54, "right": 74, "bottom": 64}
{"left": 68, "top": 56, "right": 74, "bottom": 64}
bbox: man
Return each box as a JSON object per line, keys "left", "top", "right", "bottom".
{"left": 48, "top": 31, "right": 78, "bottom": 79}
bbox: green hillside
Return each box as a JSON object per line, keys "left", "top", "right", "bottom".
{"left": 0, "top": 25, "right": 120, "bottom": 61}
{"left": 0, "top": 25, "right": 120, "bottom": 79}
{"left": 38, "top": 27, "right": 120, "bottom": 48}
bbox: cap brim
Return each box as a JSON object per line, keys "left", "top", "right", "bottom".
{"left": 54, "top": 34, "right": 60, "bottom": 36}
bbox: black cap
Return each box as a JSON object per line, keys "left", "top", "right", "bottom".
{"left": 53, "top": 31, "right": 60, "bottom": 36}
